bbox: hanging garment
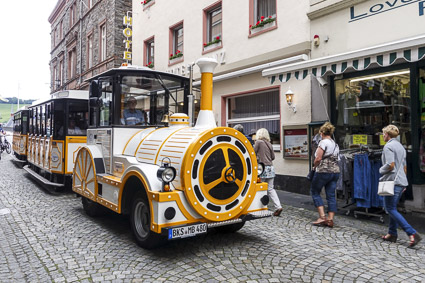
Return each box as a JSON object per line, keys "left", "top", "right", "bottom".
{"left": 370, "top": 159, "right": 383, "bottom": 208}
{"left": 354, "top": 153, "right": 371, "bottom": 208}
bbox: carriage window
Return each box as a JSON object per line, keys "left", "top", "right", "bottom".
{"left": 14, "top": 113, "right": 21, "bottom": 133}
{"left": 22, "top": 112, "right": 28, "bottom": 135}
{"left": 68, "top": 101, "right": 88, "bottom": 135}
{"left": 40, "top": 105, "right": 46, "bottom": 136}
{"left": 100, "top": 81, "right": 113, "bottom": 126}
{"left": 54, "top": 101, "right": 65, "bottom": 139}
{"left": 46, "top": 104, "right": 52, "bottom": 137}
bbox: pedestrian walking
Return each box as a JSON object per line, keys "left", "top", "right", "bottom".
{"left": 254, "top": 128, "right": 282, "bottom": 216}
{"left": 380, "top": 125, "right": 422, "bottom": 247}
{"left": 311, "top": 122, "right": 340, "bottom": 228}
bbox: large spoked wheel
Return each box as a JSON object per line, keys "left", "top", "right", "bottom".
{"left": 215, "top": 221, "right": 246, "bottom": 233}
{"left": 73, "top": 148, "right": 103, "bottom": 217}
{"left": 130, "top": 192, "right": 164, "bottom": 249}
{"left": 5, "top": 142, "right": 11, "bottom": 154}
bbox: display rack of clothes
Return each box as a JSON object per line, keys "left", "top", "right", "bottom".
{"left": 337, "top": 146, "right": 385, "bottom": 222}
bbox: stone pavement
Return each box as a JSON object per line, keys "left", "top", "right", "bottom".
{"left": 0, "top": 153, "right": 424, "bottom": 283}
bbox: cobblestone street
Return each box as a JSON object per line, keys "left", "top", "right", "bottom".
{"left": 1, "top": 154, "right": 424, "bottom": 283}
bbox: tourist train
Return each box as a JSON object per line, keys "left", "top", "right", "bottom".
{"left": 12, "top": 58, "right": 272, "bottom": 248}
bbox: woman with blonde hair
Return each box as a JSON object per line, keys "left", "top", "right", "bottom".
{"left": 311, "top": 122, "right": 340, "bottom": 227}
{"left": 254, "top": 128, "right": 282, "bottom": 216}
{"left": 380, "top": 125, "right": 421, "bottom": 247}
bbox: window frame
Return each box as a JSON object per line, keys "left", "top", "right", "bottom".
{"left": 87, "top": 32, "right": 94, "bottom": 69}
{"left": 202, "top": 1, "right": 222, "bottom": 54}
{"left": 249, "top": 0, "right": 277, "bottom": 37}
{"left": 100, "top": 23, "right": 107, "bottom": 62}
{"left": 144, "top": 36, "right": 154, "bottom": 68}
{"left": 169, "top": 21, "right": 184, "bottom": 65}
{"left": 223, "top": 86, "right": 282, "bottom": 151}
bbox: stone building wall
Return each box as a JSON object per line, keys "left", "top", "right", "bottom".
{"left": 49, "top": 0, "right": 132, "bottom": 93}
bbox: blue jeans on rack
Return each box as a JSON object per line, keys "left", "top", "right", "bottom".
{"left": 383, "top": 185, "right": 416, "bottom": 236}
{"left": 354, "top": 154, "right": 371, "bottom": 208}
{"left": 310, "top": 172, "right": 340, "bottom": 212}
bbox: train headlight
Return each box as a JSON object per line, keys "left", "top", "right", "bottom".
{"left": 257, "top": 162, "right": 265, "bottom": 177}
{"left": 157, "top": 164, "right": 176, "bottom": 183}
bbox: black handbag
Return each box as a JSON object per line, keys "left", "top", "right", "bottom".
{"left": 306, "top": 169, "right": 315, "bottom": 181}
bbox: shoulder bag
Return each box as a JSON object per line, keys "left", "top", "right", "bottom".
{"left": 378, "top": 151, "right": 405, "bottom": 196}
{"left": 306, "top": 141, "right": 337, "bottom": 181}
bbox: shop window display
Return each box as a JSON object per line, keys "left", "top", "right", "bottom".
{"left": 334, "top": 69, "right": 411, "bottom": 150}
{"left": 418, "top": 68, "right": 425, "bottom": 172}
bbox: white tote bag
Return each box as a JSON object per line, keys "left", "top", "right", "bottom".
{"left": 378, "top": 153, "right": 404, "bottom": 197}
{"left": 378, "top": 181, "right": 395, "bottom": 196}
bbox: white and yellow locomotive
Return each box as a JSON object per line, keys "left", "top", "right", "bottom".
{"left": 73, "top": 58, "right": 272, "bottom": 248}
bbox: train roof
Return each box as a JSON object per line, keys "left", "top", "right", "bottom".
{"left": 30, "top": 90, "right": 89, "bottom": 107}
{"left": 86, "top": 65, "right": 190, "bottom": 82}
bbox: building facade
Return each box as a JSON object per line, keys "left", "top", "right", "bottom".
{"left": 132, "top": 0, "right": 312, "bottom": 192}
{"left": 49, "top": 0, "right": 132, "bottom": 93}
{"left": 263, "top": 0, "right": 425, "bottom": 211}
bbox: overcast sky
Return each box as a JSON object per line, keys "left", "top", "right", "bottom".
{"left": 0, "top": 0, "right": 58, "bottom": 101}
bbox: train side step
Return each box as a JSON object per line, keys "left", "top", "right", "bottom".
{"left": 10, "top": 154, "right": 27, "bottom": 164}
{"left": 23, "top": 165, "right": 64, "bottom": 187}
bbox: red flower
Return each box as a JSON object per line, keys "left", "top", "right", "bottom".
{"left": 170, "top": 54, "right": 173, "bottom": 57}
{"left": 203, "top": 43, "right": 207, "bottom": 46}
{"left": 261, "top": 16, "right": 265, "bottom": 20}
{"left": 269, "top": 16, "right": 272, "bottom": 19}
{"left": 256, "top": 21, "right": 260, "bottom": 25}
{"left": 249, "top": 25, "right": 252, "bottom": 28}
{"left": 143, "top": 1, "right": 146, "bottom": 3}
{"left": 149, "top": 62, "right": 152, "bottom": 64}
{"left": 176, "top": 50, "right": 180, "bottom": 54}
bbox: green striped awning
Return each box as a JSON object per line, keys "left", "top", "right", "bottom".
{"left": 264, "top": 36, "right": 425, "bottom": 84}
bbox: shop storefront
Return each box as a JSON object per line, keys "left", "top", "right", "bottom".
{"left": 263, "top": 35, "right": 425, "bottom": 211}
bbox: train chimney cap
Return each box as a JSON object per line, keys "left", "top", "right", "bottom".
{"left": 196, "top": 58, "right": 218, "bottom": 74}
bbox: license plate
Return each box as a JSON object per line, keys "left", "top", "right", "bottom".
{"left": 168, "top": 223, "right": 207, "bottom": 239}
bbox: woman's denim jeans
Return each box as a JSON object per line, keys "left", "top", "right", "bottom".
{"left": 383, "top": 185, "right": 416, "bottom": 236}
{"left": 310, "top": 172, "right": 340, "bottom": 212}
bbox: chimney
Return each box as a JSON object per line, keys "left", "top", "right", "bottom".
{"left": 194, "top": 58, "right": 218, "bottom": 128}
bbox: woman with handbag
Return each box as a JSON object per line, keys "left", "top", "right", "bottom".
{"left": 254, "top": 128, "right": 283, "bottom": 217}
{"left": 380, "top": 125, "right": 422, "bottom": 247}
{"left": 310, "top": 122, "right": 340, "bottom": 227}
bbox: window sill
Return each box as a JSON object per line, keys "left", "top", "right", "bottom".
{"left": 168, "top": 57, "right": 184, "bottom": 66}
{"left": 202, "top": 42, "right": 222, "bottom": 54}
{"left": 249, "top": 21, "right": 277, "bottom": 37}
{"left": 143, "top": 0, "right": 155, "bottom": 10}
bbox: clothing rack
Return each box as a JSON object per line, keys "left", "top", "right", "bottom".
{"left": 338, "top": 149, "right": 386, "bottom": 223}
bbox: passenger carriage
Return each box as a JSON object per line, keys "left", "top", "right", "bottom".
{"left": 24, "top": 90, "right": 89, "bottom": 190}
{"left": 72, "top": 58, "right": 272, "bottom": 248}
{"left": 11, "top": 109, "right": 29, "bottom": 165}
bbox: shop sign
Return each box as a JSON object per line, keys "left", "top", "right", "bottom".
{"left": 349, "top": 0, "right": 425, "bottom": 22}
{"left": 123, "top": 12, "right": 132, "bottom": 63}
{"left": 283, "top": 129, "right": 308, "bottom": 159}
{"left": 352, "top": 134, "right": 368, "bottom": 145}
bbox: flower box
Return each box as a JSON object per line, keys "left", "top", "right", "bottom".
{"left": 169, "top": 56, "right": 183, "bottom": 65}
{"left": 250, "top": 20, "right": 276, "bottom": 35}
{"left": 203, "top": 42, "right": 221, "bottom": 52}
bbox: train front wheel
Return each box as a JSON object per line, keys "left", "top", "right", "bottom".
{"left": 130, "top": 192, "right": 164, "bottom": 249}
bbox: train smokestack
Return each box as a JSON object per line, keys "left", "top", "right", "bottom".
{"left": 194, "top": 58, "right": 218, "bottom": 128}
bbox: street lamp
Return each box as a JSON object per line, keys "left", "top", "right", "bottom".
{"left": 285, "top": 87, "right": 296, "bottom": 113}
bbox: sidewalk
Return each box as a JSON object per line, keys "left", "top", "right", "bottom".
{"left": 275, "top": 189, "right": 425, "bottom": 234}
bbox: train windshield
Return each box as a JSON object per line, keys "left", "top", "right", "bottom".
{"left": 119, "top": 73, "right": 187, "bottom": 126}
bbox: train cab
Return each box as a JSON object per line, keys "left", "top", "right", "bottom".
{"left": 11, "top": 109, "right": 29, "bottom": 165}
{"left": 72, "top": 59, "right": 272, "bottom": 249}
{"left": 23, "top": 90, "right": 89, "bottom": 190}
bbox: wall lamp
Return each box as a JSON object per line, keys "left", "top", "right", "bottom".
{"left": 285, "top": 87, "right": 296, "bottom": 113}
